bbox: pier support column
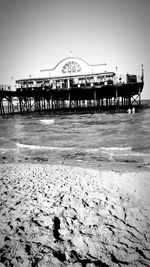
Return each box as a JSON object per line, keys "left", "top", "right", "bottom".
{"left": 128, "top": 96, "right": 131, "bottom": 107}
{"left": 51, "top": 93, "right": 53, "bottom": 111}
{"left": 62, "top": 98, "right": 65, "bottom": 109}
{"left": 29, "top": 97, "right": 32, "bottom": 111}
{"left": 7, "top": 97, "right": 14, "bottom": 114}
{"left": 115, "top": 88, "right": 118, "bottom": 110}
{"left": 19, "top": 98, "right": 22, "bottom": 114}
{"left": 138, "top": 86, "right": 141, "bottom": 109}
{"left": 121, "top": 96, "right": 124, "bottom": 107}
{"left": 76, "top": 100, "right": 78, "bottom": 109}
{"left": 43, "top": 98, "right": 46, "bottom": 110}
{"left": 101, "top": 98, "right": 103, "bottom": 108}
{"left": 94, "top": 89, "right": 97, "bottom": 108}
{"left": 106, "top": 98, "right": 108, "bottom": 107}
{"left": 47, "top": 99, "right": 50, "bottom": 110}
{"left": 0, "top": 99, "right": 5, "bottom": 115}
{"left": 68, "top": 91, "right": 71, "bottom": 111}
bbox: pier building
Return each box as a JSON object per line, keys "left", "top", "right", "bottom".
{"left": 0, "top": 57, "right": 144, "bottom": 115}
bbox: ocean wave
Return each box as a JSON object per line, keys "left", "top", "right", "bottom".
{"left": 0, "top": 148, "right": 17, "bottom": 151}
{"left": 16, "top": 143, "right": 75, "bottom": 151}
{"left": 99, "top": 147, "right": 148, "bottom": 158}
{"left": 15, "top": 143, "right": 149, "bottom": 158}
{"left": 39, "top": 119, "right": 55, "bottom": 125}
{"left": 16, "top": 144, "right": 133, "bottom": 153}
{"left": 83, "top": 147, "right": 133, "bottom": 154}
{"left": 100, "top": 146, "right": 132, "bottom": 151}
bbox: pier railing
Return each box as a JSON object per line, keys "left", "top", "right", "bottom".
{"left": 14, "top": 74, "right": 143, "bottom": 91}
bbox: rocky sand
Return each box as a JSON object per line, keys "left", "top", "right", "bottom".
{"left": 0, "top": 163, "right": 150, "bottom": 266}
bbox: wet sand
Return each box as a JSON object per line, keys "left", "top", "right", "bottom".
{"left": 0, "top": 163, "right": 150, "bottom": 266}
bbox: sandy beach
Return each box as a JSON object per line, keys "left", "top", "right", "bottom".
{"left": 0, "top": 163, "right": 150, "bottom": 266}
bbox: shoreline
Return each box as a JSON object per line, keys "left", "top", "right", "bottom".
{"left": 1, "top": 151, "right": 150, "bottom": 174}
{"left": 0, "top": 162, "right": 150, "bottom": 266}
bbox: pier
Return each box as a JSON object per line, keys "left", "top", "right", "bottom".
{"left": 0, "top": 57, "right": 144, "bottom": 116}
{"left": 0, "top": 82, "right": 144, "bottom": 116}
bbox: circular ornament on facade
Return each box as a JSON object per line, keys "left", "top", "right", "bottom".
{"left": 62, "top": 61, "right": 81, "bottom": 74}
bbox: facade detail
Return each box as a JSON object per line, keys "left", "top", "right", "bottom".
{"left": 62, "top": 61, "right": 81, "bottom": 74}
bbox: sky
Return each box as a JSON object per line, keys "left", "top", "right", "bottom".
{"left": 0, "top": 0, "right": 150, "bottom": 99}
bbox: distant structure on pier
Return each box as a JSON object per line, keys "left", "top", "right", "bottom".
{"left": 0, "top": 57, "right": 144, "bottom": 115}
{"left": 0, "top": 84, "right": 11, "bottom": 91}
{"left": 16, "top": 57, "right": 114, "bottom": 90}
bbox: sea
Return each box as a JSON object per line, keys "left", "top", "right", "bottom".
{"left": 0, "top": 100, "right": 150, "bottom": 171}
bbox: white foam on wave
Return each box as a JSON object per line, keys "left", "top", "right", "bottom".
{"left": 16, "top": 142, "right": 75, "bottom": 151}
{"left": 16, "top": 143, "right": 148, "bottom": 158}
{"left": 101, "top": 146, "right": 132, "bottom": 151}
{"left": 85, "top": 147, "right": 132, "bottom": 153}
{"left": 39, "top": 119, "right": 55, "bottom": 125}
{"left": 100, "top": 147, "right": 149, "bottom": 160}
{"left": 84, "top": 148, "right": 100, "bottom": 153}
{"left": 0, "top": 148, "right": 17, "bottom": 151}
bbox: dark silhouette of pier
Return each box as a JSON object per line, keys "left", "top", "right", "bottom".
{"left": 0, "top": 81, "right": 144, "bottom": 116}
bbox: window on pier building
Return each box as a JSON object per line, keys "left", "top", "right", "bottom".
{"left": 62, "top": 61, "right": 81, "bottom": 74}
